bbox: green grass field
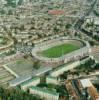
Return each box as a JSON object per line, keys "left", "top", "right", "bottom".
{"left": 41, "top": 43, "right": 80, "bottom": 58}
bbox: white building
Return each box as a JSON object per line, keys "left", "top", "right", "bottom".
{"left": 20, "top": 77, "right": 40, "bottom": 91}
{"left": 80, "top": 79, "right": 93, "bottom": 88}
{"left": 50, "top": 61, "right": 80, "bottom": 77}
{"left": 29, "top": 86, "right": 59, "bottom": 100}
{"left": 46, "top": 76, "right": 59, "bottom": 85}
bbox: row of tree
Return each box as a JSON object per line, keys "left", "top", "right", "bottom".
{"left": 5, "top": 0, "right": 17, "bottom": 7}
{"left": 93, "top": 9, "right": 99, "bottom": 16}
{"left": 0, "top": 87, "right": 42, "bottom": 100}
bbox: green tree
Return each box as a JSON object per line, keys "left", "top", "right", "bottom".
{"left": 88, "top": 40, "right": 95, "bottom": 46}
{"left": 33, "top": 61, "right": 40, "bottom": 69}
{"left": 65, "top": 24, "right": 72, "bottom": 29}
{"left": 0, "top": 87, "right": 42, "bottom": 100}
{"left": 5, "top": 0, "right": 16, "bottom": 7}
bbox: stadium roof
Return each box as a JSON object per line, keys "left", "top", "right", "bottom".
{"left": 32, "top": 67, "right": 52, "bottom": 76}
{"left": 47, "top": 76, "right": 58, "bottom": 79}
{"left": 9, "top": 75, "right": 32, "bottom": 87}
{"left": 49, "top": 62, "right": 75, "bottom": 74}
{"left": 20, "top": 77, "right": 40, "bottom": 86}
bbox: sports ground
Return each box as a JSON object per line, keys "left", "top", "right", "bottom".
{"left": 41, "top": 43, "right": 81, "bottom": 58}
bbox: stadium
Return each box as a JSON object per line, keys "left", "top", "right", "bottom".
{"left": 32, "top": 37, "right": 91, "bottom": 64}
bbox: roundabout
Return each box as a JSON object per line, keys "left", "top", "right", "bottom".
{"left": 32, "top": 37, "right": 91, "bottom": 63}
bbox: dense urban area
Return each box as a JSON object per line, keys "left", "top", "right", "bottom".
{"left": 0, "top": 0, "right": 99, "bottom": 100}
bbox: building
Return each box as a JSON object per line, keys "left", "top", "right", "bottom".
{"left": 32, "top": 67, "right": 52, "bottom": 76}
{"left": 9, "top": 75, "right": 32, "bottom": 87}
{"left": 69, "top": 79, "right": 99, "bottom": 100}
{"left": 87, "top": 86, "right": 99, "bottom": 100}
{"left": 80, "top": 79, "right": 99, "bottom": 100}
{"left": 50, "top": 61, "right": 80, "bottom": 77}
{"left": 46, "top": 76, "right": 59, "bottom": 85}
{"left": 65, "top": 80, "right": 80, "bottom": 100}
{"left": 29, "top": 86, "right": 59, "bottom": 100}
{"left": 65, "top": 78, "right": 99, "bottom": 100}
{"left": 80, "top": 79, "right": 93, "bottom": 88}
{"left": 20, "top": 77, "right": 40, "bottom": 91}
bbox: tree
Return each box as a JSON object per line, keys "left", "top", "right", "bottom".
{"left": 0, "top": 87, "right": 42, "bottom": 100}
{"left": 88, "top": 40, "right": 95, "bottom": 46}
{"left": 0, "top": 9, "right": 5, "bottom": 14}
{"left": 93, "top": 9, "right": 99, "bottom": 16}
{"left": 55, "top": 85, "right": 69, "bottom": 97}
{"left": 8, "top": 9, "right": 13, "bottom": 15}
{"left": 53, "top": 27, "right": 59, "bottom": 33}
{"left": 33, "top": 61, "right": 40, "bottom": 69}
{"left": 5, "top": 0, "right": 16, "bottom": 7}
{"left": 65, "top": 24, "right": 72, "bottom": 29}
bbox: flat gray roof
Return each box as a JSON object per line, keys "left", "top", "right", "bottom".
{"left": 32, "top": 67, "right": 52, "bottom": 76}
{"left": 9, "top": 75, "right": 32, "bottom": 87}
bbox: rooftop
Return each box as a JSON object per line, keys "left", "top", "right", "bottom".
{"left": 80, "top": 79, "right": 93, "bottom": 88}
{"left": 9, "top": 75, "right": 32, "bottom": 86}
{"left": 30, "top": 86, "right": 59, "bottom": 96}
{"left": 32, "top": 67, "right": 52, "bottom": 76}
{"left": 20, "top": 77, "right": 40, "bottom": 86}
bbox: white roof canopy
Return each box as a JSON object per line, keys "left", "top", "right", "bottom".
{"left": 80, "top": 79, "right": 92, "bottom": 88}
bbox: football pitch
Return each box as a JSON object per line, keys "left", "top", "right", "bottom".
{"left": 41, "top": 43, "right": 80, "bottom": 58}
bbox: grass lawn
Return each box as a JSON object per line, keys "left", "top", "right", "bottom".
{"left": 41, "top": 43, "right": 81, "bottom": 58}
